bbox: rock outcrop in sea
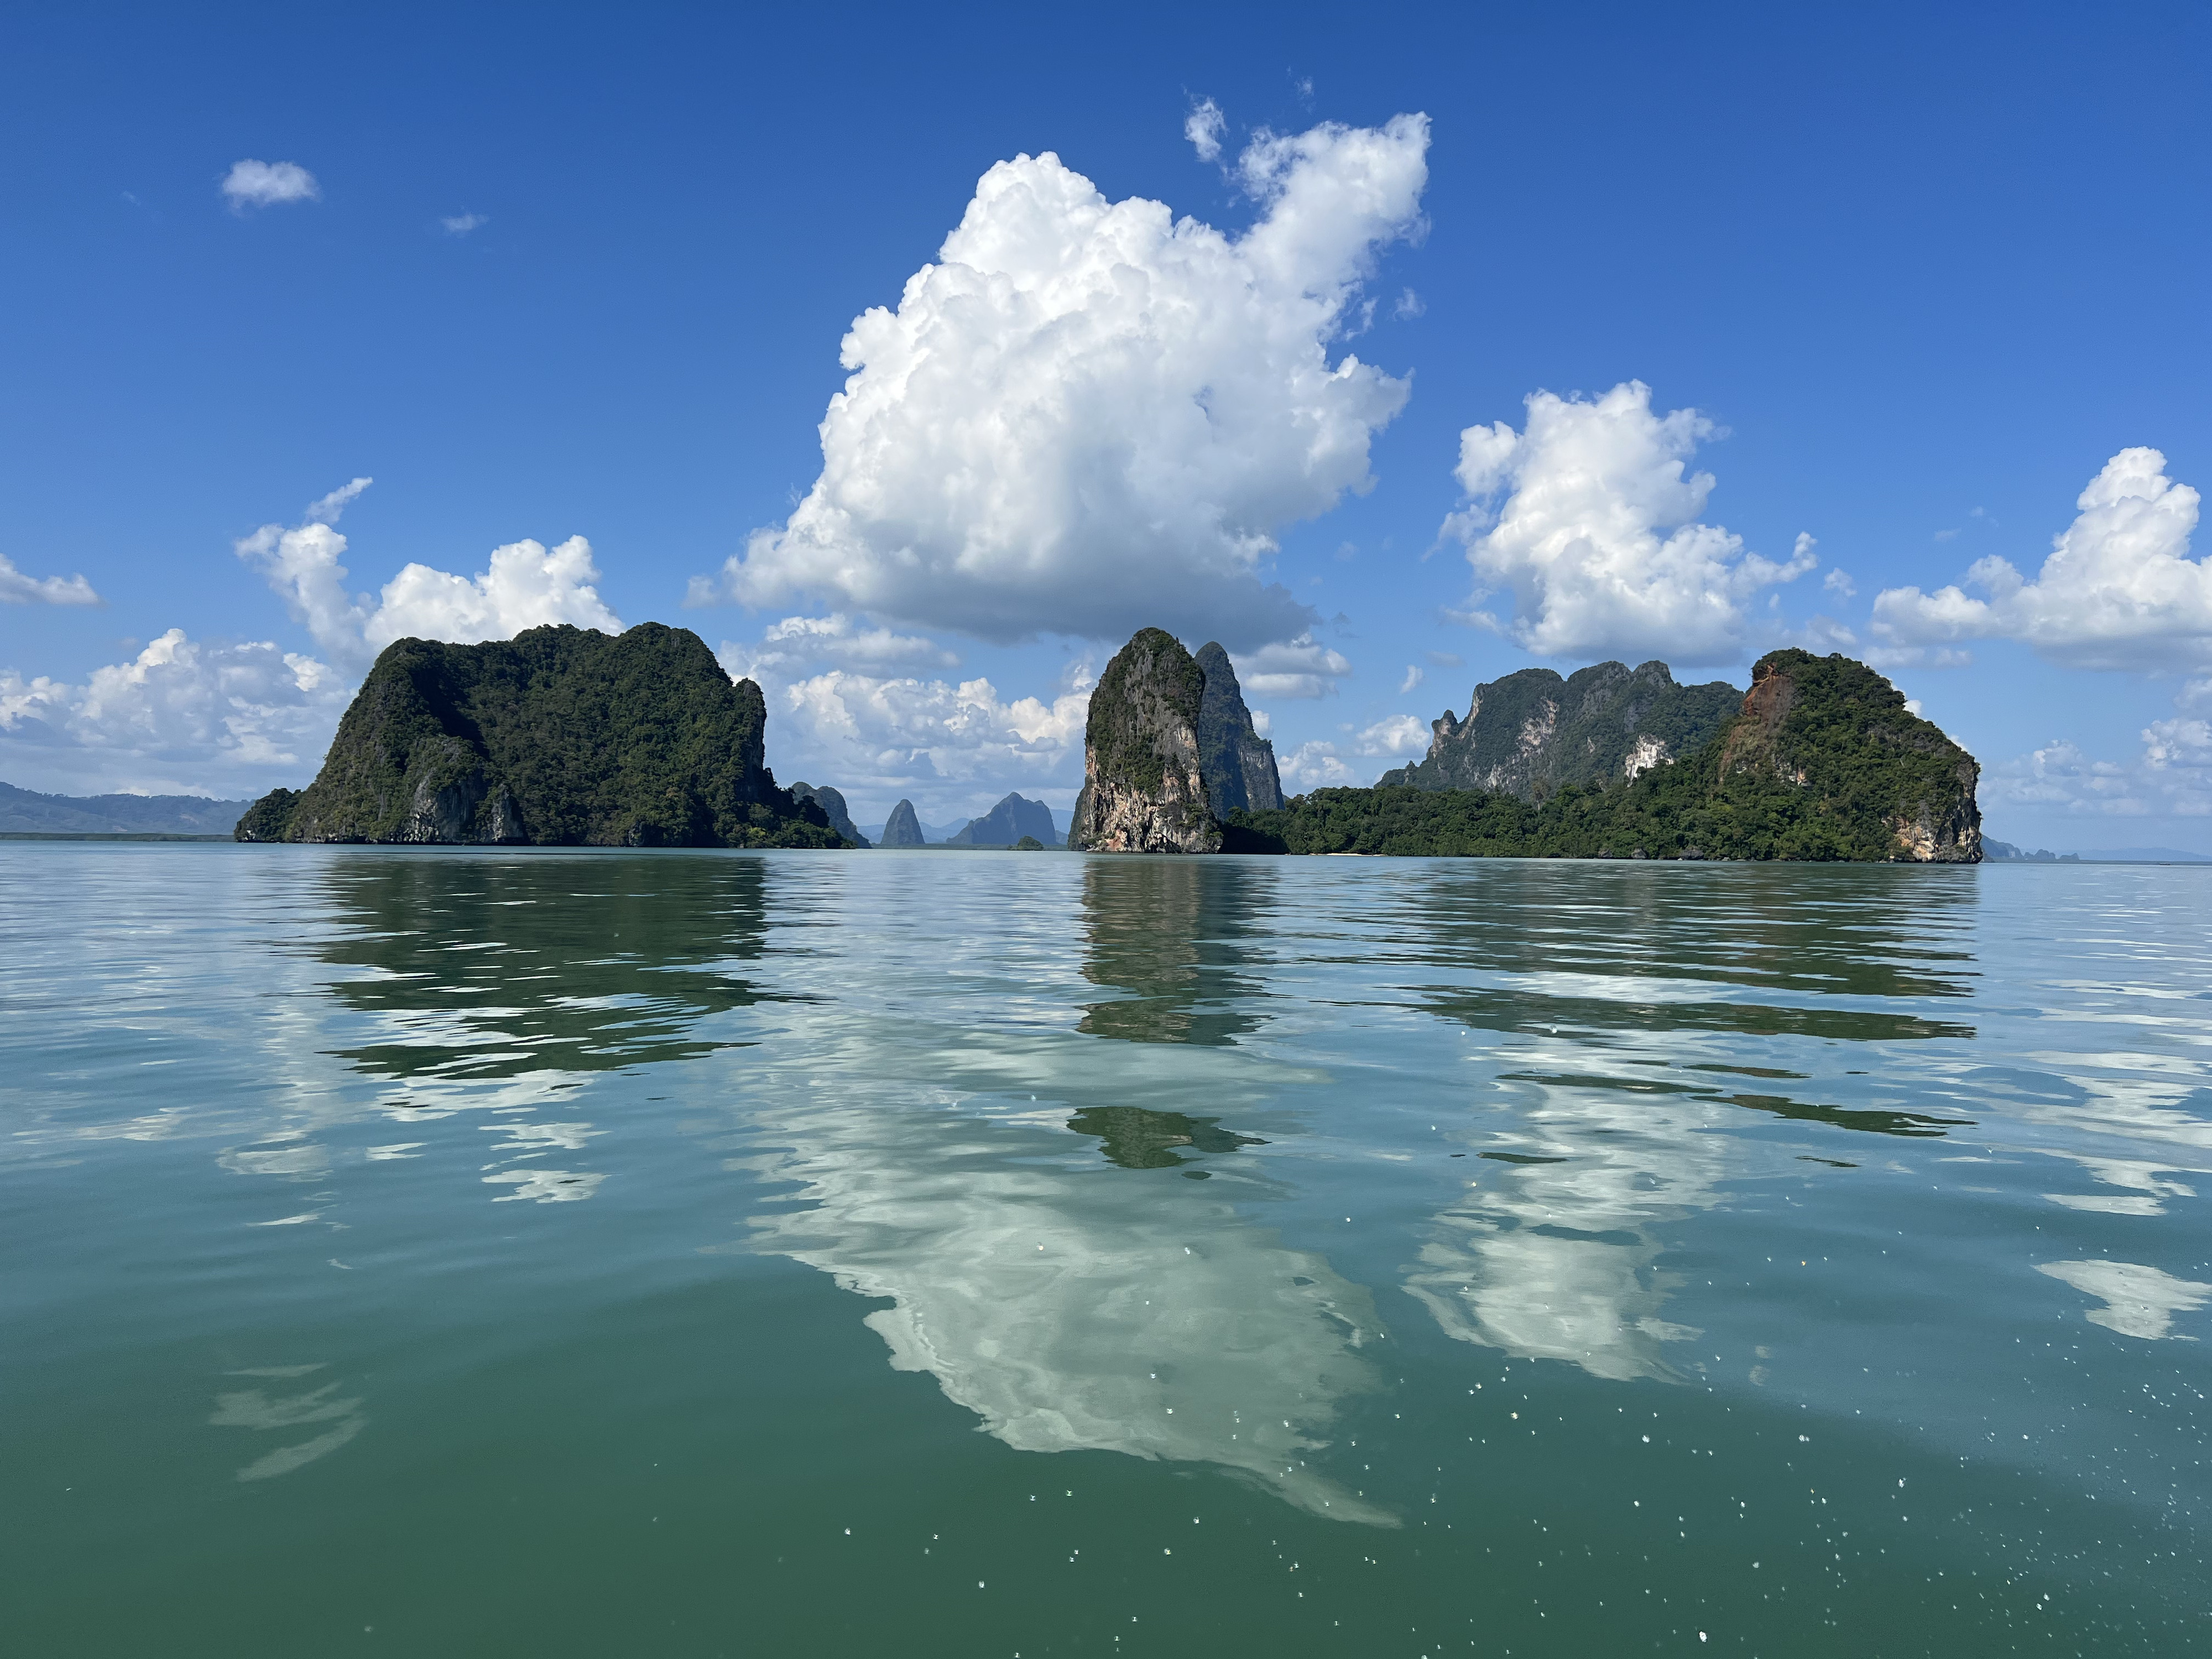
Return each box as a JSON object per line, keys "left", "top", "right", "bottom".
{"left": 791, "top": 782, "right": 869, "bottom": 847}
{"left": 1067, "top": 629, "right": 1221, "bottom": 854}
{"left": 878, "top": 799, "right": 926, "bottom": 848}
{"left": 1714, "top": 650, "right": 1981, "bottom": 862}
{"left": 1192, "top": 642, "right": 1283, "bottom": 815}
{"left": 1378, "top": 660, "right": 1739, "bottom": 799}
{"left": 949, "top": 792, "right": 1059, "bottom": 847}
{"left": 235, "top": 623, "right": 844, "bottom": 848}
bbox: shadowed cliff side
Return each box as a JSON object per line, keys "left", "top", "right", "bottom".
{"left": 791, "top": 782, "right": 869, "bottom": 847}
{"left": 1193, "top": 642, "right": 1283, "bottom": 815}
{"left": 877, "top": 799, "right": 925, "bottom": 848}
{"left": 1067, "top": 629, "right": 1220, "bottom": 854}
{"left": 236, "top": 623, "right": 843, "bottom": 848}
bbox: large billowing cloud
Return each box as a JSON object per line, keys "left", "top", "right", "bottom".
{"left": 0, "top": 552, "right": 101, "bottom": 606}
{"left": 1872, "top": 448, "right": 2210, "bottom": 671}
{"left": 709, "top": 113, "right": 1431, "bottom": 650}
{"left": 1446, "top": 381, "right": 1815, "bottom": 665}
{"left": 236, "top": 480, "right": 622, "bottom": 672}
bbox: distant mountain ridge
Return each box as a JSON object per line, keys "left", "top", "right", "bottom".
{"left": 949, "top": 792, "right": 1060, "bottom": 846}
{"left": 1379, "top": 659, "right": 1740, "bottom": 799}
{"left": 0, "top": 781, "right": 252, "bottom": 836}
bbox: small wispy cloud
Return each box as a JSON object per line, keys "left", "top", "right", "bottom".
{"left": 221, "top": 160, "right": 319, "bottom": 212}
{"left": 1185, "top": 97, "right": 1226, "bottom": 163}
{"left": 1394, "top": 287, "right": 1425, "bottom": 320}
{"left": 0, "top": 552, "right": 102, "bottom": 607}
{"left": 1823, "top": 568, "right": 1856, "bottom": 599}
{"left": 1399, "top": 664, "right": 1423, "bottom": 693}
{"left": 441, "top": 212, "right": 488, "bottom": 236}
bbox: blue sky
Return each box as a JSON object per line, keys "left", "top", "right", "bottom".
{"left": 4, "top": 2, "right": 2209, "bottom": 849}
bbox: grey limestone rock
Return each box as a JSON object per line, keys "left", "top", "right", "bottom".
{"left": 948, "top": 792, "right": 1058, "bottom": 846}
{"left": 1067, "top": 629, "right": 1220, "bottom": 854}
{"left": 878, "top": 799, "right": 926, "bottom": 848}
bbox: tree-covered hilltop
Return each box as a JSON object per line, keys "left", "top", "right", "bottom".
{"left": 1225, "top": 650, "right": 1982, "bottom": 862}
{"left": 237, "top": 623, "right": 844, "bottom": 847}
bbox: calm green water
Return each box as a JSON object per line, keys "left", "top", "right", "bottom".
{"left": 3, "top": 847, "right": 2208, "bottom": 1656}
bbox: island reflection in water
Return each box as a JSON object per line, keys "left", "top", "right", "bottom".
{"left": 208, "top": 849, "right": 2205, "bottom": 1535}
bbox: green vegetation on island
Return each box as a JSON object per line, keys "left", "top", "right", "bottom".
{"left": 1222, "top": 650, "right": 1981, "bottom": 862}
{"left": 237, "top": 623, "right": 844, "bottom": 847}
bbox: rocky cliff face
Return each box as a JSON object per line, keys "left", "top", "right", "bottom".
{"left": 791, "top": 782, "right": 869, "bottom": 846}
{"left": 878, "top": 799, "right": 925, "bottom": 848}
{"left": 950, "top": 792, "right": 1058, "bottom": 846}
{"left": 1379, "top": 660, "right": 1741, "bottom": 799}
{"left": 1193, "top": 642, "right": 1283, "bottom": 815}
{"left": 1068, "top": 629, "right": 1220, "bottom": 854}
{"left": 236, "top": 623, "right": 843, "bottom": 848}
{"left": 1714, "top": 650, "right": 1982, "bottom": 863}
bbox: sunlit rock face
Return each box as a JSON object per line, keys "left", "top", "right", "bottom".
{"left": 1377, "top": 660, "right": 1738, "bottom": 798}
{"left": 1068, "top": 629, "right": 1221, "bottom": 854}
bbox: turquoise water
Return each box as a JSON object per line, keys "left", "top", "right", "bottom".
{"left": 3, "top": 846, "right": 2207, "bottom": 1656}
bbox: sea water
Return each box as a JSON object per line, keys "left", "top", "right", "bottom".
{"left": 2, "top": 845, "right": 2206, "bottom": 1656}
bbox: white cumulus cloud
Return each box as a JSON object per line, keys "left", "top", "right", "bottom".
{"left": 1987, "top": 717, "right": 2212, "bottom": 822}
{"left": 1444, "top": 381, "right": 1816, "bottom": 665}
{"left": 719, "top": 630, "right": 1091, "bottom": 818}
{"left": 1357, "top": 714, "right": 1428, "bottom": 756}
{"left": 441, "top": 212, "right": 488, "bottom": 236}
{"left": 1234, "top": 633, "right": 1353, "bottom": 700}
{"left": 712, "top": 113, "right": 1430, "bottom": 651}
{"left": 1872, "top": 448, "right": 2211, "bottom": 672}
{"left": 221, "top": 160, "right": 320, "bottom": 211}
{"left": 0, "top": 629, "right": 349, "bottom": 795}
{"left": 1, "top": 553, "right": 101, "bottom": 606}
{"left": 236, "top": 480, "right": 622, "bottom": 672}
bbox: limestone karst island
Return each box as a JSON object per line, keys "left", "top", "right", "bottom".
{"left": 238, "top": 620, "right": 1982, "bottom": 863}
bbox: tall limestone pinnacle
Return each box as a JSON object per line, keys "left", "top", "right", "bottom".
{"left": 878, "top": 799, "right": 926, "bottom": 848}
{"left": 1067, "top": 629, "right": 1221, "bottom": 854}
{"left": 234, "top": 624, "right": 844, "bottom": 847}
{"left": 1192, "top": 642, "right": 1283, "bottom": 815}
